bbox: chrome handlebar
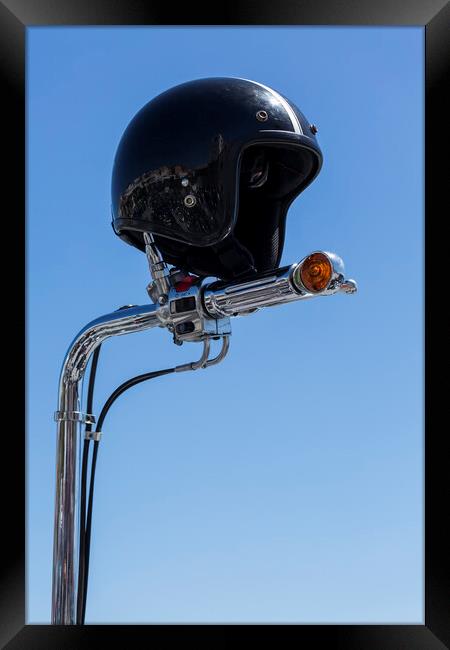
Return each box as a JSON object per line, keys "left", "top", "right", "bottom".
{"left": 51, "top": 251, "right": 357, "bottom": 624}
{"left": 202, "top": 259, "right": 356, "bottom": 319}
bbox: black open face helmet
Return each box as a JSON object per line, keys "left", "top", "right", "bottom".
{"left": 111, "top": 77, "right": 323, "bottom": 280}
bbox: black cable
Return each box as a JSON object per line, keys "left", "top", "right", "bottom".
{"left": 81, "top": 438, "right": 99, "bottom": 624}
{"left": 86, "top": 346, "right": 101, "bottom": 423}
{"left": 80, "top": 366, "right": 176, "bottom": 623}
{"left": 96, "top": 368, "right": 176, "bottom": 432}
{"left": 76, "top": 439, "right": 90, "bottom": 624}
{"left": 76, "top": 344, "right": 101, "bottom": 624}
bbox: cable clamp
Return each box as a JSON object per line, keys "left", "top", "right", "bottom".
{"left": 54, "top": 410, "right": 96, "bottom": 425}
{"left": 84, "top": 430, "right": 102, "bottom": 442}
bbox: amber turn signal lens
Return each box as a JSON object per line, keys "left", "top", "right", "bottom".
{"left": 296, "top": 252, "right": 333, "bottom": 293}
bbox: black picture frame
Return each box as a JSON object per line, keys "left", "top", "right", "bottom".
{"left": 3, "top": 1, "right": 448, "bottom": 647}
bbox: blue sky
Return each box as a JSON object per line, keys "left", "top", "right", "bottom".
{"left": 27, "top": 26, "right": 424, "bottom": 623}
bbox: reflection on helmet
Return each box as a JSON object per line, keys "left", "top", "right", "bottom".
{"left": 241, "top": 148, "right": 269, "bottom": 189}
{"left": 111, "top": 77, "right": 322, "bottom": 280}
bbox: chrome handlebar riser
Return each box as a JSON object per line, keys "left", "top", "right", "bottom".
{"left": 52, "top": 304, "right": 159, "bottom": 625}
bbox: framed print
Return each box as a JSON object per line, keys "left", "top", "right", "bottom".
{"left": 1, "top": 0, "right": 448, "bottom": 647}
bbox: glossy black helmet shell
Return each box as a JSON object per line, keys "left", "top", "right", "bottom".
{"left": 111, "top": 77, "right": 322, "bottom": 280}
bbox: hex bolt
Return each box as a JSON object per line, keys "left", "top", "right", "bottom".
{"left": 181, "top": 178, "right": 189, "bottom": 187}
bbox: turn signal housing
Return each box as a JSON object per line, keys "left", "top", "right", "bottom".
{"left": 293, "top": 252, "right": 334, "bottom": 293}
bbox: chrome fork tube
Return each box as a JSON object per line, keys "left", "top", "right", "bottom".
{"left": 51, "top": 304, "right": 159, "bottom": 624}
